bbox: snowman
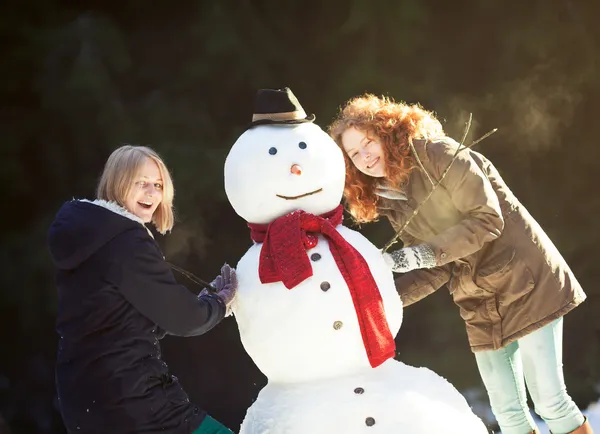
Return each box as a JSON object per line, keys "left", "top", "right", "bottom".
{"left": 224, "top": 88, "right": 487, "bottom": 433}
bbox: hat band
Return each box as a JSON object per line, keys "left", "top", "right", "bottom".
{"left": 252, "top": 109, "right": 307, "bottom": 122}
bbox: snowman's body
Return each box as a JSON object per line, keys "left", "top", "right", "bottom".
{"left": 239, "top": 360, "right": 484, "bottom": 433}
{"left": 224, "top": 121, "right": 487, "bottom": 433}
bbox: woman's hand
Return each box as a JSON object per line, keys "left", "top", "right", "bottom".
{"left": 382, "top": 244, "right": 437, "bottom": 273}
{"left": 201, "top": 263, "right": 238, "bottom": 316}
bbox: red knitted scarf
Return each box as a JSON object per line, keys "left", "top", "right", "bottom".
{"left": 247, "top": 204, "right": 395, "bottom": 368}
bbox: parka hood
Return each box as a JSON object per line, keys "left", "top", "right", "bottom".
{"left": 48, "top": 199, "right": 146, "bottom": 270}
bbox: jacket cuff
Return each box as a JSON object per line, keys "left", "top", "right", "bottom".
{"left": 414, "top": 244, "right": 437, "bottom": 268}
{"left": 200, "top": 292, "right": 227, "bottom": 319}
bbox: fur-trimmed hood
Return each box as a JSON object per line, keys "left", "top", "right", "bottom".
{"left": 48, "top": 199, "right": 146, "bottom": 270}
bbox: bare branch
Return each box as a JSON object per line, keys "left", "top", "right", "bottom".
{"left": 167, "top": 261, "right": 217, "bottom": 292}
{"left": 459, "top": 113, "right": 473, "bottom": 147}
{"left": 408, "top": 138, "right": 434, "bottom": 187}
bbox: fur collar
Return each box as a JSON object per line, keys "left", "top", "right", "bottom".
{"left": 79, "top": 199, "right": 146, "bottom": 226}
{"left": 80, "top": 199, "right": 155, "bottom": 238}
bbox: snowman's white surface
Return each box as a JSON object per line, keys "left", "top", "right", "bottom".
{"left": 224, "top": 123, "right": 487, "bottom": 433}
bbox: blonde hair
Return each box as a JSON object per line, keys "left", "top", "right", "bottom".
{"left": 97, "top": 145, "right": 175, "bottom": 234}
{"left": 328, "top": 94, "right": 444, "bottom": 223}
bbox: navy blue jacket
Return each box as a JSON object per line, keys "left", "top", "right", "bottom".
{"left": 47, "top": 200, "right": 226, "bottom": 434}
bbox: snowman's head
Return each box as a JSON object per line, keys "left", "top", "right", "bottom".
{"left": 224, "top": 122, "right": 346, "bottom": 224}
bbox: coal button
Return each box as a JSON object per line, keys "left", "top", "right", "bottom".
{"left": 311, "top": 253, "right": 321, "bottom": 261}
{"left": 320, "top": 282, "right": 331, "bottom": 292}
{"left": 365, "top": 417, "right": 375, "bottom": 426}
{"left": 354, "top": 387, "right": 364, "bottom": 394}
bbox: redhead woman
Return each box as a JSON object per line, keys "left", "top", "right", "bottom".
{"left": 48, "top": 145, "right": 235, "bottom": 433}
{"left": 328, "top": 94, "right": 591, "bottom": 434}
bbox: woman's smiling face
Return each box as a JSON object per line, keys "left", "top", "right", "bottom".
{"left": 341, "top": 127, "right": 386, "bottom": 178}
{"left": 124, "top": 157, "right": 164, "bottom": 222}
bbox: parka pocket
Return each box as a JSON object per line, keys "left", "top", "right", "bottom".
{"left": 474, "top": 247, "right": 535, "bottom": 307}
{"left": 476, "top": 247, "right": 516, "bottom": 281}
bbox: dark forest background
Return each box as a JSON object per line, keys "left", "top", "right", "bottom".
{"left": 1, "top": 1, "right": 599, "bottom": 432}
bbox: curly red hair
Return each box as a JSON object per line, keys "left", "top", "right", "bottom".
{"left": 328, "top": 94, "right": 445, "bottom": 223}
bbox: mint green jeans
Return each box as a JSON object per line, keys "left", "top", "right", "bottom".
{"left": 474, "top": 318, "right": 585, "bottom": 434}
{"left": 192, "top": 415, "right": 233, "bottom": 434}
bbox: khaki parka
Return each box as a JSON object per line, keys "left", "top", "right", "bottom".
{"left": 378, "top": 137, "right": 586, "bottom": 352}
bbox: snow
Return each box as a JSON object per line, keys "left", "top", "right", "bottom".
{"left": 224, "top": 123, "right": 346, "bottom": 224}
{"left": 239, "top": 360, "right": 488, "bottom": 434}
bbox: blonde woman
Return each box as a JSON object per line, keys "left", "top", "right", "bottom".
{"left": 48, "top": 145, "right": 235, "bottom": 434}
{"left": 328, "top": 94, "right": 591, "bottom": 434}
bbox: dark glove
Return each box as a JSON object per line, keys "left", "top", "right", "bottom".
{"left": 200, "top": 263, "right": 237, "bottom": 316}
{"left": 382, "top": 244, "right": 437, "bottom": 273}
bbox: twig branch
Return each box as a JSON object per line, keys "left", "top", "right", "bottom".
{"left": 409, "top": 138, "right": 434, "bottom": 187}
{"left": 460, "top": 113, "right": 473, "bottom": 147}
{"left": 381, "top": 116, "right": 497, "bottom": 253}
{"left": 166, "top": 261, "right": 217, "bottom": 292}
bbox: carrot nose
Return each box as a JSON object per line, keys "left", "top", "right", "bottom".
{"left": 290, "top": 164, "right": 302, "bottom": 175}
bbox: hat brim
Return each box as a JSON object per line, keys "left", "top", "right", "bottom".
{"left": 247, "top": 113, "right": 316, "bottom": 129}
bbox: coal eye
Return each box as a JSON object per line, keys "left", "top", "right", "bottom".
{"left": 269, "top": 147, "right": 277, "bottom": 155}
{"left": 298, "top": 141, "right": 307, "bottom": 149}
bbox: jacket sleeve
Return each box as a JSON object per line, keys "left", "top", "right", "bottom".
{"left": 424, "top": 139, "right": 504, "bottom": 265}
{"left": 383, "top": 218, "right": 452, "bottom": 306}
{"left": 112, "top": 228, "right": 226, "bottom": 337}
{"left": 394, "top": 265, "right": 452, "bottom": 306}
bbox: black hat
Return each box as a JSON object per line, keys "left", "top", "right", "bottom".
{"left": 249, "top": 87, "right": 315, "bottom": 128}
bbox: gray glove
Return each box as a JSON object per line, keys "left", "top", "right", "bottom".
{"left": 200, "top": 263, "right": 238, "bottom": 315}
{"left": 383, "top": 244, "right": 437, "bottom": 273}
